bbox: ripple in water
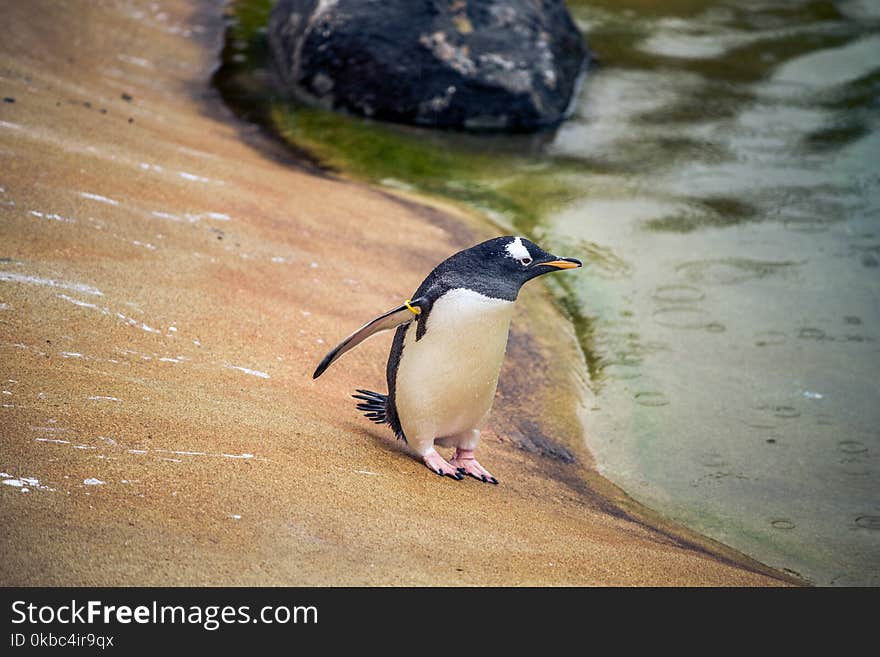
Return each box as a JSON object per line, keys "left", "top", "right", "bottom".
{"left": 798, "top": 327, "right": 827, "bottom": 340}
{"left": 652, "top": 285, "right": 705, "bottom": 303}
{"left": 838, "top": 440, "right": 868, "bottom": 454}
{"left": 773, "top": 406, "right": 801, "bottom": 419}
{"left": 771, "top": 519, "right": 796, "bottom": 530}
{"left": 675, "top": 258, "right": 799, "bottom": 285}
{"left": 855, "top": 516, "right": 880, "bottom": 530}
{"left": 653, "top": 307, "right": 725, "bottom": 332}
{"left": 634, "top": 391, "right": 669, "bottom": 407}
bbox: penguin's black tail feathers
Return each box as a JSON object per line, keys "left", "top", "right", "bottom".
{"left": 353, "top": 389, "right": 388, "bottom": 425}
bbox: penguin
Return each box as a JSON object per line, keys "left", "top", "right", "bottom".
{"left": 313, "top": 236, "right": 581, "bottom": 483}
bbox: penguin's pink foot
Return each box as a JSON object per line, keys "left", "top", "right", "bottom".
{"left": 423, "top": 450, "right": 463, "bottom": 480}
{"left": 450, "top": 449, "right": 498, "bottom": 484}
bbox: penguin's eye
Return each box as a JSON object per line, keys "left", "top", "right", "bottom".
{"left": 519, "top": 257, "right": 533, "bottom": 266}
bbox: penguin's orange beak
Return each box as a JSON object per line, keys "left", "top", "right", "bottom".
{"left": 543, "top": 258, "right": 582, "bottom": 269}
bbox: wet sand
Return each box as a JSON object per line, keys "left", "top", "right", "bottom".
{"left": 0, "top": 0, "right": 792, "bottom": 586}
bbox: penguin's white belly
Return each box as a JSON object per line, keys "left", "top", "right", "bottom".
{"left": 395, "top": 288, "right": 514, "bottom": 445}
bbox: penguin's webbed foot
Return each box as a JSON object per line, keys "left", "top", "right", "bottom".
{"left": 450, "top": 449, "right": 498, "bottom": 485}
{"left": 422, "top": 450, "right": 463, "bottom": 481}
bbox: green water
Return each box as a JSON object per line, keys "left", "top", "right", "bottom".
{"left": 218, "top": 0, "right": 880, "bottom": 585}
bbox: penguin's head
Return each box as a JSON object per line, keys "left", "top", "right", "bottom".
{"left": 439, "top": 236, "right": 582, "bottom": 300}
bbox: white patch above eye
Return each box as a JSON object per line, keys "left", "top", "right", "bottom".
{"left": 504, "top": 236, "right": 531, "bottom": 261}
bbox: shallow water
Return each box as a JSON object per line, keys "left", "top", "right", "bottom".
{"left": 551, "top": 0, "right": 880, "bottom": 585}
{"left": 220, "top": 0, "right": 880, "bottom": 584}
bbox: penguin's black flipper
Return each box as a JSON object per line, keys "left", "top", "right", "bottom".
{"left": 312, "top": 297, "right": 428, "bottom": 379}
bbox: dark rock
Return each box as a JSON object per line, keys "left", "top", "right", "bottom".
{"left": 268, "top": 0, "right": 590, "bottom": 132}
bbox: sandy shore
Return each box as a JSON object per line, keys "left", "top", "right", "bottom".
{"left": 0, "top": 0, "right": 793, "bottom": 586}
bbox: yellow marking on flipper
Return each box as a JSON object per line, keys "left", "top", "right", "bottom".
{"left": 404, "top": 299, "right": 421, "bottom": 316}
